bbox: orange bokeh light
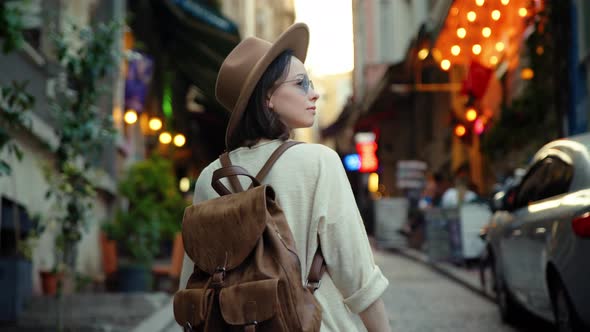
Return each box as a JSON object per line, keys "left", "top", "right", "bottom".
{"left": 466, "top": 108, "right": 478, "bottom": 122}
{"left": 433, "top": 0, "right": 540, "bottom": 70}
{"left": 491, "top": 10, "right": 501, "bottom": 20}
{"left": 455, "top": 125, "right": 467, "bottom": 137}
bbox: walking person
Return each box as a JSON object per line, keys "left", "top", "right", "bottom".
{"left": 178, "top": 23, "right": 391, "bottom": 331}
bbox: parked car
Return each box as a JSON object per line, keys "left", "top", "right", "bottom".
{"left": 483, "top": 133, "right": 590, "bottom": 332}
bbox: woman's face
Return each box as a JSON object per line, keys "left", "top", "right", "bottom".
{"left": 268, "top": 56, "right": 320, "bottom": 129}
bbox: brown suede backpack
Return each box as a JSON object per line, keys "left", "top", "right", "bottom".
{"left": 174, "top": 141, "right": 325, "bottom": 332}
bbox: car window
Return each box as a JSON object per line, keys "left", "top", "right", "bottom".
{"left": 515, "top": 161, "right": 547, "bottom": 208}
{"left": 538, "top": 157, "right": 573, "bottom": 200}
{"left": 515, "top": 157, "right": 574, "bottom": 208}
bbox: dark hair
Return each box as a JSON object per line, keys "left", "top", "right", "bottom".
{"left": 227, "top": 49, "right": 294, "bottom": 150}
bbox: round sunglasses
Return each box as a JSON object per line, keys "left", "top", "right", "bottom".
{"left": 272, "top": 75, "right": 315, "bottom": 95}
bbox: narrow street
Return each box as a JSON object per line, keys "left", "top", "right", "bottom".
{"left": 375, "top": 249, "right": 555, "bottom": 332}
{"left": 164, "top": 248, "right": 557, "bottom": 331}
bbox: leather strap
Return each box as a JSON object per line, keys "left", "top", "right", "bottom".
{"left": 306, "top": 237, "right": 325, "bottom": 294}
{"left": 211, "top": 166, "right": 261, "bottom": 196}
{"left": 220, "top": 152, "right": 244, "bottom": 193}
{"left": 244, "top": 325, "right": 256, "bottom": 332}
{"left": 253, "top": 141, "right": 303, "bottom": 184}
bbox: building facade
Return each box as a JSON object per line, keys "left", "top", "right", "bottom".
{"left": 220, "top": 0, "right": 295, "bottom": 40}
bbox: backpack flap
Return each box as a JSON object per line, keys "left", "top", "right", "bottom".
{"left": 182, "top": 185, "right": 275, "bottom": 274}
{"left": 219, "top": 279, "right": 279, "bottom": 325}
{"left": 173, "top": 288, "right": 214, "bottom": 328}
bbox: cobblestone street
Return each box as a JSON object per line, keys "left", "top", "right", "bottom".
{"left": 163, "top": 248, "right": 557, "bottom": 332}
{"left": 375, "top": 249, "right": 555, "bottom": 332}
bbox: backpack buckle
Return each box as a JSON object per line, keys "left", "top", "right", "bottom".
{"left": 184, "top": 322, "right": 194, "bottom": 332}
{"left": 211, "top": 266, "right": 226, "bottom": 288}
{"left": 305, "top": 279, "right": 322, "bottom": 292}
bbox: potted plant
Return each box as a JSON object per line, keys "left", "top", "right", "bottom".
{"left": 0, "top": 3, "right": 35, "bottom": 322}
{"left": 103, "top": 154, "right": 187, "bottom": 292}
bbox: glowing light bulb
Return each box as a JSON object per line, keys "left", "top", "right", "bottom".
{"left": 418, "top": 48, "right": 429, "bottom": 60}
{"left": 519, "top": 8, "right": 528, "bottom": 17}
{"left": 495, "top": 42, "right": 505, "bottom": 52}
{"left": 482, "top": 27, "right": 492, "bottom": 38}
{"left": 476, "top": 0, "right": 485, "bottom": 6}
{"left": 501, "top": 0, "right": 509, "bottom": 5}
{"left": 451, "top": 45, "right": 461, "bottom": 56}
{"left": 457, "top": 28, "right": 467, "bottom": 39}
{"left": 179, "top": 177, "right": 190, "bottom": 192}
{"left": 124, "top": 109, "right": 138, "bottom": 124}
{"left": 466, "top": 108, "right": 478, "bottom": 122}
{"left": 492, "top": 10, "right": 501, "bottom": 20}
{"left": 148, "top": 118, "right": 162, "bottom": 131}
{"left": 467, "top": 11, "right": 477, "bottom": 22}
{"left": 173, "top": 134, "right": 186, "bottom": 147}
{"left": 440, "top": 59, "right": 451, "bottom": 71}
{"left": 455, "top": 125, "right": 467, "bottom": 137}
{"left": 472, "top": 44, "right": 482, "bottom": 55}
{"left": 490, "top": 56, "right": 499, "bottom": 65}
{"left": 159, "top": 132, "right": 172, "bottom": 144}
{"left": 521, "top": 68, "right": 534, "bottom": 80}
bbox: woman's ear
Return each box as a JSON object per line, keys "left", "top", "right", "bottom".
{"left": 267, "top": 97, "right": 274, "bottom": 110}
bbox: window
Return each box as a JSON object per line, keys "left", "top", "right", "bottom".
{"left": 514, "top": 156, "right": 574, "bottom": 208}
{"left": 515, "top": 162, "right": 546, "bottom": 208}
{"left": 5, "top": 0, "right": 42, "bottom": 51}
{"left": 0, "top": 197, "right": 32, "bottom": 257}
{"left": 537, "top": 157, "right": 573, "bottom": 200}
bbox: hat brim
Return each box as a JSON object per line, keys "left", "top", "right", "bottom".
{"left": 224, "top": 23, "right": 310, "bottom": 148}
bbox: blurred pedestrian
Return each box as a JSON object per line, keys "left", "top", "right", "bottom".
{"left": 178, "top": 23, "right": 391, "bottom": 332}
{"left": 418, "top": 172, "right": 444, "bottom": 209}
{"left": 441, "top": 177, "right": 478, "bottom": 208}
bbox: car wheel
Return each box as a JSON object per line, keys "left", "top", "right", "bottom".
{"left": 551, "top": 278, "right": 585, "bottom": 332}
{"left": 491, "top": 256, "right": 521, "bottom": 324}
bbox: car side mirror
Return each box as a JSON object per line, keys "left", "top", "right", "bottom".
{"left": 491, "top": 191, "right": 506, "bottom": 212}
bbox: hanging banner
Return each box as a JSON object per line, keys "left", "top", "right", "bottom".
{"left": 125, "top": 52, "right": 154, "bottom": 113}
{"left": 461, "top": 60, "right": 493, "bottom": 99}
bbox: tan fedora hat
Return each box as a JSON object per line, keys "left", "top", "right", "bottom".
{"left": 215, "top": 23, "right": 309, "bottom": 148}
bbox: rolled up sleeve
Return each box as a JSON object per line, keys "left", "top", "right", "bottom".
{"left": 314, "top": 147, "right": 389, "bottom": 314}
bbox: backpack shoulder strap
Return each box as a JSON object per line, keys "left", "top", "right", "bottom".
{"left": 219, "top": 152, "right": 244, "bottom": 193}
{"left": 306, "top": 240, "right": 325, "bottom": 294}
{"left": 254, "top": 140, "right": 326, "bottom": 291}
{"left": 254, "top": 141, "right": 303, "bottom": 183}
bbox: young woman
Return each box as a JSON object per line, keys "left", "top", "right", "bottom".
{"left": 179, "top": 23, "right": 391, "bottom": 332}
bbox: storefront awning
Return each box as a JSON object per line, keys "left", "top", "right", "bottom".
{"left": 129, "top": 0, "right": 241, "bottom": 107}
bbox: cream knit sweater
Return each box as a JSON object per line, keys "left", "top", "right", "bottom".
{"left": 179, "top": 139, "right": 389, "bottom": 332}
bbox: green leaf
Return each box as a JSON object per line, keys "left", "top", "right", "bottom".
{"left": 13, "top": 145, "right": 23, "bottom": 161}
{"left": 0, "top": 160, "right": 11, "bottom": 176}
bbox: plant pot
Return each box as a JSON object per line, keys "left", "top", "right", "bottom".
{"left": 117, "top": 265, "right": 151, "bottom": 292}
{"left": 39, "top": 271, "right": 63, "bottom": 296}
